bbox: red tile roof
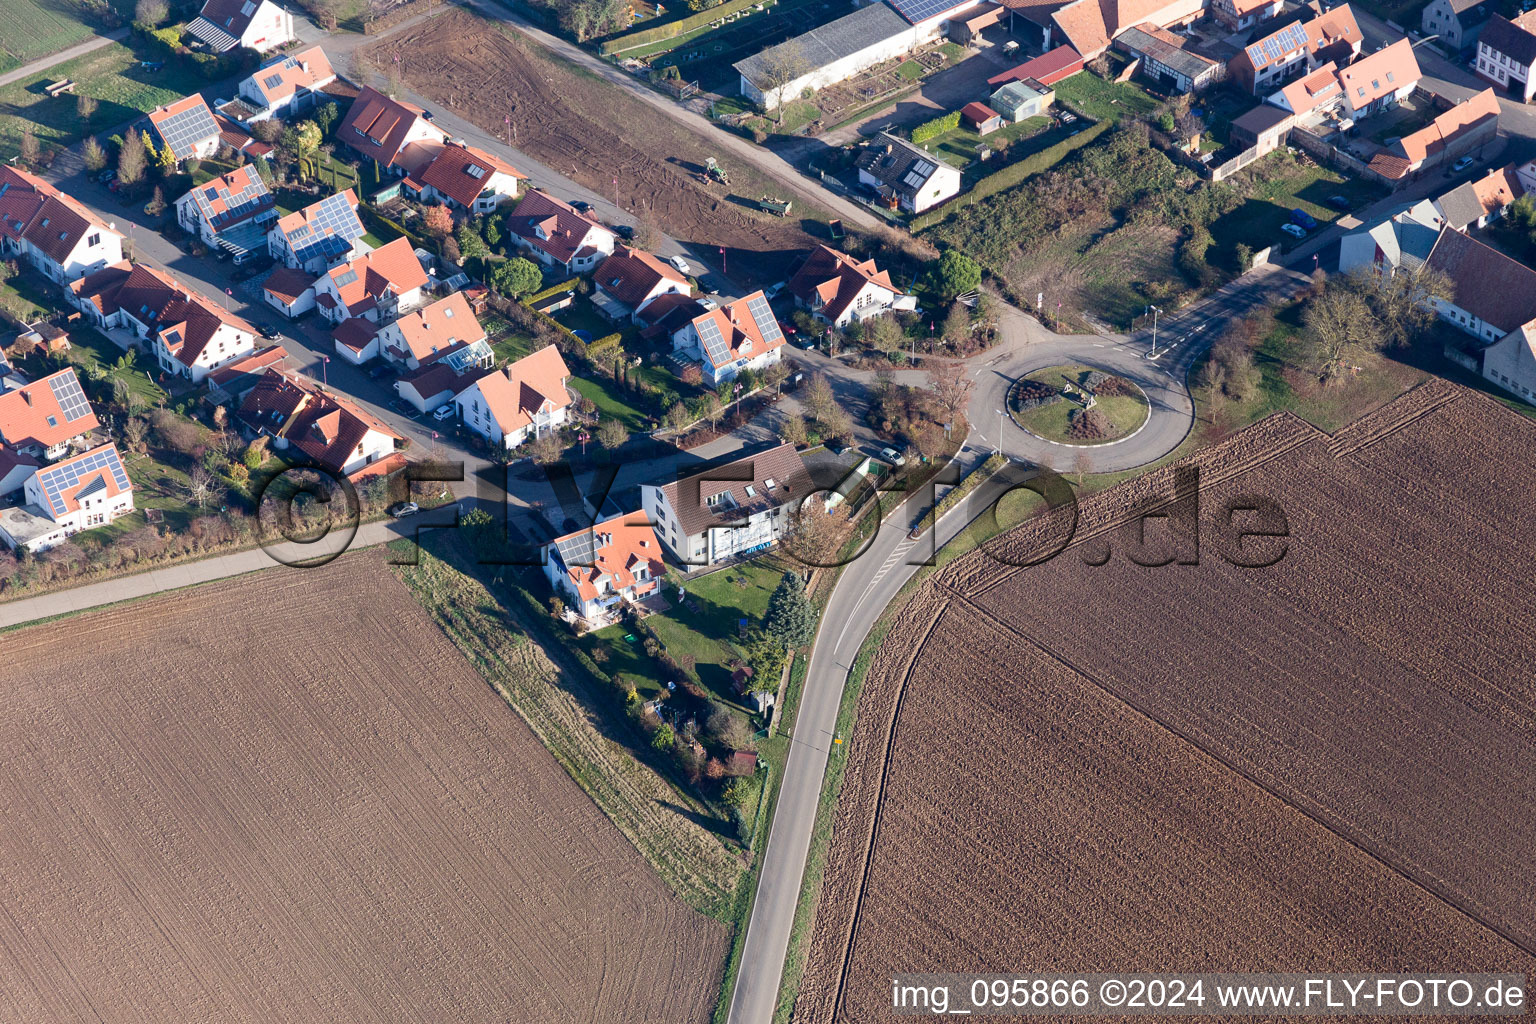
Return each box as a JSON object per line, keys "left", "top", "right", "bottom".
{"left": 1337, "top": 38, "right": 1420, "bottom": 112}
{"left": 207, "top": 343, "right": 289, "bottom": 390}
{"left": 1305, "top": 3, "right": 1363, "bottom": 57}
{"left": 1375, "top": 88, "right": 1499, "bottom": 178}
{"left": 686, "top": 291, "right": 786, "bottom": 370}
{"left": 37, "top": 442, "right": 129, "bottom": 515}
{"left": 549, "top": 510, "right": 665, "bottom": 604}
{"left": 507, "top": 190, "right": 614, "bottom": 267}
{"left": 71, "top": 262, "right": 256, "bottom": 371}
{"left": 238, "top": 369, "right": 402, "bottom": 476}
{"left": 594, "top": 246, "right": 687, "bottom": 308}
{"left": 961, "top": 101, "right": 1000, "bottom": 124}
{"left": 465, "top": 344, "right": 572, "bottom": 435}
{"left": 382, "top": 290, "right": 485, "bottom": 362}
{"left": 262, "top": 265, "right": 316, "bottom": 305}
{"left": 248, "top": 46, "right": 334, "bottom": 106}
{"left": 787, "top": 245, "right": 904, "bottom": 324}
{"left": 416, "top": 141, "right": 525, "bottom": 209}
{"left": 1277, "top": 60, "right": 1343, "bottom": 114}
{"left": 0, "top": 165, "right": 117, "bottom": 267}
{"left": 338, "top": 86, "right": 445, "bottom": 167}
{"left": 0, "top": 368, "right": 100, "bottom": 451}
{"left": 332, "top": 316, "right": 380, "bottom": 354}
{"left": 322, "top": 237, "right": 429, "bottom": 318}
{"left": 179, "top": 163, "right": 273, "bottom": 234}
{"left": 988, "top": 45, "right": 1086, "bottom": 87}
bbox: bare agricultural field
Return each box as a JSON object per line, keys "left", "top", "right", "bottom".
{"left": 796, "top": 381, "right": 1536, "bottom": 1022}
{"left": 0, "top": 553, "right": 727, "bottom": 1024}
{"left": 368, "top": 9, "right": 826, "bottom": 287}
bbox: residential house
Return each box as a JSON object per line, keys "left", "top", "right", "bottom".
{"left": 174, "top": 164, "right": 276, "bottom": 254}
{"left": 670, "top": 290, "right": 786, "bottom": 386}
{"left": 641, "top": 442, "right": 812, "bottom": 566}
{"left": 1042, "top": 0, "right": 1207, "bottom": 60}
{"left": 313, "top": 237, "right": 429, "bottom": 325}
{"left": 394, "top": 340, "right": 496, "bottom": 413}
{"left": 262, "top": 265, "right": 318, "bottom": 318}
{"left": 233, "top": 46, "right": 336, "bottom": 122}
{"left": 1270, "top": 60, "right": 1345, "bottom": 116}
{"left": 206, "top": 343, "right": 290, "bottom": 403}
{"left": 267, "top": 189, "right": 368, "bottom": 274}
{"left": 506, "top": 190, "right": 618, "bottom": 275}
{"left": 592, "top": 247, "right": 690, "bottom": 321}
{"left": 337, "top": 86, "right": 449, "bottom": 175}
{"left": 0, "top": 446, "right": 41, "bottom": 498}
{"left": 0, "top": 368, "right": 100, "bottom": 460}
{"left": 0, "top": 443, "right": 133, "bottom": 553}
{"left": 989, "top": 79, "right": 1054, "bottom": 121}
{"left": 543, "top": 511, "right": 666, "bottom": 625}
{"left": 1421, "top": 0, "right": 1493, "bottom": 54}
{"left": 735, "top": 3, "right": 920, "bottom": 110}
{"left": 1229, "top": 4, "right": 1362, "bottom": 95}
{"left": 1474, "top": 11, "right": 1536, "bottom": 103}
{"left": 403, "top": 141, "right": 526, "bottom": 216}
{"left": 1423, "top": 227, "right": 1536, "bottom": 343}
{"left": 0, "top": 166, "right": 123, "bottom": 284}
{"left": 330, "top": 317, "right": 381, "bottom": 364}
{"left": 1337, "top": 199, "right": 1444, "bottom": 274}
{"left": 787, "top": 245, "right": 915, "bottom": 327}
{"left": 1337, "top": 38, "right": 1420, "bottom": 118}
{"left": 147, "top": 94, "right": 223, "bottom": 162}
{"left": 986, "top": 44, "right": 1084, "bottom": 89}
{"left": 857, "top": 133, "right": 963, "bottom": 214}
{"left": 372, "top": 290, "right": 490, "bottom": 370}
{"left": 1436, "top": 163, "right": 1525, "bottom": 230}
{"left": 185, "top": 0, "right": 295, "bottom": 52}
{"left": 1367, "top": 87, "right": 1499, "bottom": 182}
{"left": 238, "top": 369, "right": 403, "bottom": 478}
{"left": 961, "top": 101, "right": 1004, "bottom": 134}
{"left": 70, "top": 262, "right": 259, "bottom": 383}
{"left": 1211, "top": 0, "right": 1284, "bottom": 32}
{"left": 1113, "top": 22, "right": 1222, "bottom": 93}
{"left": 453, "top": 344, "right": 573, "bottom": 450}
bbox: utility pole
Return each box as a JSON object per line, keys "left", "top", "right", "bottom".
{"left": 995, "top": 408, "right": 1004, "bottom": 455}
{"left": 1148, "top": 305, "right": 1162, "bottom": 358}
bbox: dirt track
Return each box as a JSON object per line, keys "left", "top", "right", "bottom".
{"left": 371, "top": 9, "right": 822, "bottom": 286}
{"left": 796, "top": 382, "right": 1536, "bottom": 1022}
{"left": 0, "top": 554, "right": 726, "bottom": 1023}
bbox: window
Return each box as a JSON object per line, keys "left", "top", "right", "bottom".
{"left": 46, "top": 415, "right": 57, "bottom": 427}
{"left": 87, "top": 233, "right": 100, "bottom": 247}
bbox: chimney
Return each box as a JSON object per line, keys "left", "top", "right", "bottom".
{"left": 20, "top": 390, "right": 32, "bottom": 406}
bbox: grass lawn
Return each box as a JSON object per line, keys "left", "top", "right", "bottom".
{"left": 570, "top": 376, "right": 654, "bottom": 431}
{"left": 1209, "top": 152, "right": 1383, "bottom": 256}
{"left": 896, "top": 60, "right": 924, "bottom": 80}
{"left": 928, "top": 115, "right": 1050, "bottom": 168}
{"left": 60, "top": 326, "right": 168, "bottom": 408}
{"left": 0, "top": 270, "right": 56, "bottom": 322}
{"left": 553, "top": 298, "right": 630, "bottom": 344}
{"left": 1008, "top": 217, "right": 1185, "bottom": 331}
{"left": 1052, "top": 67, "right": 1159, "bottom": 122}
{"left": 1, "top": 0, "right": 95, "bottom": 75}
{"left": 483, "top": 312, "right": 540, "bottom": 363}
{"left": 0, "top": 42, "right": 208, "bottom": 162}
{"left": 1013, "top": 364, "right": 1149, "bottom": 444}
{"left": 585, "top": 557, "right": 788, "bottom": 703}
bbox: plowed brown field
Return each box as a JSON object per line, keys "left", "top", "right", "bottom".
{"left": 371, "top": 9, "right": 822, "bottom": 286}
{"left": 796, "top": 382, "right": 1536, "bottom": 1023}
{"left": 0, "top": 553, "right": 727, "bottom": 1024}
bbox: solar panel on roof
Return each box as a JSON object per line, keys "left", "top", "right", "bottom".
{"left": 885, "top": 0, "right": 960, "bottom": 25}
{"left": 334, "top": 267, "right": 359, "bottom": 287}
{"left": 155, "top": 101, "right": 218, "bottom": 159}
{"left": 554, "top": 529, "right": 597, "bottom": 569}
{"left": 745, "top": 294, "right": 784, "bottom": 347}
{"left": 47, "top": 371, "right": 92, "bottom": 423}
{"left": 264, "top": 73, "right": 285, "bottom": 89}
{"left": 35, "top": 447, "right": 128, "bottom": 518}
{"left": 696, "top": 314, "right": 730, "bottom": 368}
{"left": 286, "top": 192, "right": 364, "bottom": 264}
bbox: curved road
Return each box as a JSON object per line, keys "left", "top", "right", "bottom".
{"left": 725, "top": 261, "right": 1312, "bottom": 1024}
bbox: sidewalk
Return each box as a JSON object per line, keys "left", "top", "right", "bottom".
{"left": 0, "top": 28, "right": 128, "bottom": 89}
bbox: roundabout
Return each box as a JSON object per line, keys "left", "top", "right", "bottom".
{"left": 1007, "top": 364, "right": 1151, "bottom": 447}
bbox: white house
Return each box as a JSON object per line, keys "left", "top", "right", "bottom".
{"left": 393, "top": 341, "right": 494, "bottom": 414}
{"left": 544, "top": 511, "right": 666, "bottom": 625}
{"left": 0, "top": 443, "right": 133, "bottom": 553}
{"left": 453, "top": 344, "right": 573, "bottom": 450}
{"left": 146, "top": 94, "right": 223, "bottom": 162}
{"left": 312, "top": 237, "right": 429, "bottom": 325}
{"left": 374, "top": 290, "right": 490, "bottom": 370}
{"left": 267, "top": 189, "right": 368, "bottom": 274}
{"left": 506, "top": 190, "right": 617, "bottom": 275}
{"left": 592, "top": 247, "right": 690, "bottom": 321}
{"left": 174, "top": 163, "right": 276, "bottom": 252}
{"left": 1337, "top": 200, "right": 1444, "bottom": 275}
{"left": 405, "top": 141, "right": 526, "bottom": 216}
{"left": 1480, "top": 320, "right": 1536, "bottom": 404}
{"left": 1474, "top": 11, "right": 1536, "bottom": 103}
{"left": 670, "top": 290, "right": 786, "bottom": 386}
{"left": 238, "top": 369, "right": 402, "bottom": 478}
{"left": 1421, "top": 0, "right": 1494, "bottom": 54}
{"left": 0, "top": 166, "right": 123, "bottom": 284}
{"left": 857, "top": 134, "right": 962, "bottom": 214}
{"left": 234, "top": 47, "right": 337, "bottom": 122}
{"left": 640, "top": 442, "right": 811, "bottom": 566}
{"left": 186, "top": 0, "right": 295, "bottom": 53}
{"left": 787, "top": 245, "right": 915, "bottom": 327}
{"left": 1423, "top": 227, "right": 1536, "bottom": 344}
{"left": 262, "top": 265, "right": 317, "bottom": 318}
{"left": 70, "top": 262, "right": 258, "bottom": 383}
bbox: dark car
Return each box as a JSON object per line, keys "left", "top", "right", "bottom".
{"left": 258, "top": 324, "right": 282, "bottom": 340}
{"left": 1325, "top": 194, "right": 1352, "bottom": 211}
{"left": 368, "top": 363, "right": 391, "bottom": 379}
{"left": 614, "top": 224, "right": 635, "bottom": 240}
{"left": 1290, "top": 208, "right": 1318, "bottom": 230}
{"left": 571, "top": 200, "right": 592, "bottom": 213}
{"left": 389, "top": 397, "right": 417, "bottom": 417}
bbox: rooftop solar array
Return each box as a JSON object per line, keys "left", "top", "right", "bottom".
{"left": 903, "top": 159, "right": 937, "bottom": 189}
{"left": 885, "top": 0, "right": 962, "bottom": 26}
{"left": 47, "top": 370, "right": 92, "bottom": 424}
{"left": 745, "top": 293, "right": 785, "bottom": 347}
{"left": 196, "top": 168, "right": 271, "bottom": 231}
{"left": 554, "top": 529, "right": 599, "bottom": 569}
{"left": 333, "top": 267, "right": 359, "bottom": 288}
{"left": 153, "top": 100, "right": 219, "bottom": 160}
{"left": 1247, "top": 20, "right": 1309, "bottom": 67}
{"left": 696, "top": 314, "right": 731, "bottom": 368}
{"left": 284, "top": 191, "right": 365, "bottom": 266}
{"left": 36, "top": 447, "right": 128, "bottom": 518}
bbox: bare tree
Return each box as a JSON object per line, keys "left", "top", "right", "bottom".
{"left": 801, "top": 373, "right": 836, "bottom": 423}
{"left": 186, "top": 466, "right": 214, "bottom": 510}
{"left": 755, "top": 41, "right": 811, "bottom": 121}
{"left": 926, "top": 361, "right": 973, "bottom": 423}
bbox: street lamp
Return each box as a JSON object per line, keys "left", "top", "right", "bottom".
{"left": 731, "top": 381, "right": 742, "bottom": 416}
{"left": 322, "top": 355, "right": 329, "bottom": 385}
{"left": 1147, "top": 305, "right": 1162, "bottom": 358}
{"left": 579, "top": 429, "right": 590, "bottom": 455}
{"left": 995, "top": 408, "right": 1004, "bottom": 456}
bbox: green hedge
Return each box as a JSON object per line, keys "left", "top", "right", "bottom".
{"left": 524, "top": 277, "right": 580, "bottom": 305}
{"left": 910, "top": 119, "right": 1112, "bottom": 232}
{"left": 586, "top": 332, "right": 624, "bottom": 355}
{"left": 598, "top": 0, "right": 759, "bottom": 54}
{"left": 911, "top": 111, "right": 961, "bottom": 145}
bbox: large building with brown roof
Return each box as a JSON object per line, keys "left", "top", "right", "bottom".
{"left": 185, "top": 0, "right": 294, "bottom": 52}
{"left": 404, "top": 141, "right": 526, "bottom": 216}
{"left": 1368, "top": 88, "right": 1499, "bottom": 182}
{"left": 506, "top": 190, "right": 617, "bottom": 275}
{"left": 641, "top": 442, "right": 813, "bottom": 566}
{"left": 338, "top": 86, "right": 449, "bottom": 173}
{"left": 238, "top": 369, "right": 403, "bottom": 478}
{"left": 543, "top": 511, "right": 666, "bottom": 624}
{"left": 70, "top": 262, "right": 259, "bottom": 383}
{"left": 593, "top": 247, "right": 690, "bottom": 320}
{"left": 1425, "top": 227, "right": 1536, "bottom": 344}
{"left": 1229, "top": 4, "right": 1362, "bottom": 94}
{"left": 312, "top": 236, "right": 429, "bottom": 325}
{"left": 452, "top": 344, "right": 574, "bottom": 450}
{"left": 788, "top": 245, "right": 915, "bottom": 327}
{"left": 1474, "top": 10, "right": 1536, "bottom": 102}
{"left": 0, "top": 165, "right": 123, "bottom": 284}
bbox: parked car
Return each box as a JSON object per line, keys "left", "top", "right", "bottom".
{"left": 880, "top": 446, "right": 907, "bottom": 466}
{"left": 96, "top": 169, "right": 115, "bottom": 184}
{"left": 1280, "top": 223, "right": 1307, "bottom": 239}
{"left": 1451, "top": 155, "right": 1476, "bottom": 173}
{"left": 778, "top": 319, "right": 797, "bottom": 336}
{"left": 258, "top": 324, "right": 282, "bottom": 340}
{"left": 571, "top": 199, "right": 592, "bottom": 213}
{"left": 431, "top": 404, "right": 456, "bottom": 422}
{"left": 389, "top": 501, "right": 419, "bottom": 518}
{"left": 614, "top": 224, "right": 635, "bottom": 240}
{"left": 1289, "top": 208, "right": 1317, "bottom": 230}
{"left": 367, "top": 363, "right": 390, "bottom": 379}
{"left": 669, "top": 254, "right": 691, "bottom": 274}
{"left": 1325, "top": 194, "right": 1352, "bottom": 211}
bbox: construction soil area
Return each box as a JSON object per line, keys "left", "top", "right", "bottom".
{"left": 370, "top": 9, "right": 824, "bottom": 287}
{"left": 795, "top": 379, "right": 1536, "bottom": 1022}
{"left": 0, "top": 553, "right": 726, "bottom": 1024}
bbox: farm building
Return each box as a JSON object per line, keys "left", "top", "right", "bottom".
{"left": 1424, "top": 227, "right": 1536, "bottom": 345}
{"left": 961, "top": 101, "right": 1004, "bottom": 133}
{"left": 1113, "top": 23, "right": 1222, "bottom": 92}
{"left": 1229, "top": 103, "right": 1294, "bottom": 156}
{"left": 185, "top": 0, "right": 294, "bottom": 53}
{"left": 987, "top": 44, "right": 1084, "bottom": 88}
{"left": 989, "top": 79, "right": 1054, "bottom": 121}
{"left": 857, "top": 133, "right": 963, "bottom": 213}
{"left": 734, "top": 3, "right": 918, "bottom": 111}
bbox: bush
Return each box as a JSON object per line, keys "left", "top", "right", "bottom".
{"left": 597, "top": 0, "right": 758, "bottom": 53}
{"left": 910, "top": 111, "right": 961, "bottom": 145}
